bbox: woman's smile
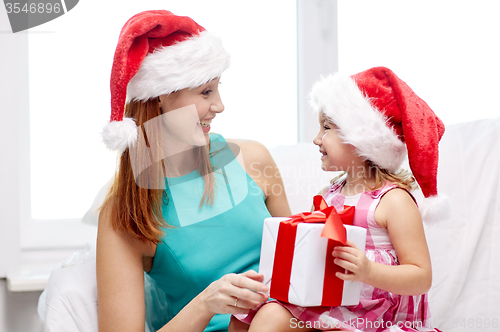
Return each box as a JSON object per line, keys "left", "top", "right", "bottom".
{"left": 198, "top": 118, "right": 213, "bottom": 133}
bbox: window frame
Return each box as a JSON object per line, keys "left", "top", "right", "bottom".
{"left": 297, "top": 0, "right": 338, "bottom": 142}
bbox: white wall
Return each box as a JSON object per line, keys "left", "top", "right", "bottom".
{"left": 0, "top": 280, "right": 43, "bottom": 332}
{"left": 0, "top": 0, "right": 24, "bottom": 278}
{"left": 0, "top": 5, "right": 45, "bottom": 332}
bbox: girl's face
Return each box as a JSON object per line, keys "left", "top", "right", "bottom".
{"left": 159, "top": 77, "right": 224, "bottom": 147}
{"left": 313, "top": 113, "right": 362, "bottom": 172}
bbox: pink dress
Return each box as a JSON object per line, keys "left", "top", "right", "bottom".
{"left": 237, "top": 178, "right": 440, "bottom": 332}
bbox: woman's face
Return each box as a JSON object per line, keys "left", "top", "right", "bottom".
{"left": 159, "top": 77, "right": 224, "bottom": 148}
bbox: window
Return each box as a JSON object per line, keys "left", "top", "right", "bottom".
{"left": 19, "top": 0, "right": 297, "bottom": 251}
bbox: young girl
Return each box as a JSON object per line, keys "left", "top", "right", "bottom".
{"left": 230, "top": 67, "right": 448, "bottom": 332}
{"left": 97, "top": 10, "right": 290, "bottom": 332}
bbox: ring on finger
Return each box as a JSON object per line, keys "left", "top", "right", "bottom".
{"left": 234, "top": 297, "right": 239, "bottom": 308}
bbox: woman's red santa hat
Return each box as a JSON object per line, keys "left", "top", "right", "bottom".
{"left": 102, "top": 10, "right": 230, "bottom": 153}
{"left": 309, "top": 66, "right": 450, "bottom": 223}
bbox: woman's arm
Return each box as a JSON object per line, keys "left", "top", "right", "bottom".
{"left": 97, "top": 204, "right": 269, "bottom": 332}
{"left": 332, "top": 188, "right": 432, "bottom": 296}
{"left": 97, "top": 204, "right": 157, "bottom": 332}
{"left": 157, "top": 271, "right": 267, "bottom": 332}
{"left": 228, "top": 139, "right": 291, "bottom": 217}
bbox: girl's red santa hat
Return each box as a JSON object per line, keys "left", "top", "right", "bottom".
{"left": 310, "top": 66, "right": 450, "bottom": 223}
{"left": 102, "top": 10, "right": 230, "bottom": 153}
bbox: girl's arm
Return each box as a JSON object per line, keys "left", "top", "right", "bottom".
{"left": 332, "top": 188, "right": 432, "bottom": 296}
{"left": 228, "top": 139, "right": 292, "bottom": 217}
{"left": 97, "top": 204, "right": 268, "bottom": 332}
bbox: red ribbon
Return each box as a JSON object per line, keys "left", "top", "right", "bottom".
{"left": 270, "top": 195, "right": 355, "bottom": 306}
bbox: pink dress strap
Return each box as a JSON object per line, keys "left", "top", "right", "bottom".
{"left": 323, "top": 176, "right": 410, "bottom": 251}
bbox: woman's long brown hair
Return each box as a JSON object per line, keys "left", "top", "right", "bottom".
{"left": 100, "top": 98, "right": 215, "bottom": 244}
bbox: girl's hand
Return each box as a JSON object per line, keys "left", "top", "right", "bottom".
{"left": 200, "top": 270, "right": 269, "bottom": 315}
{"left": 332, "top": 240, "right": 372, "bottom": 282}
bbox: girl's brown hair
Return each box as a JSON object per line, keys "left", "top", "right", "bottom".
{"left": 100, "top": 98, "right": 215, "bottom": 244}
{"left": 330, "top": 162, "right": 418, "bottom": 193}
{"left": 367, "top": 163, "right": 418, "bottom": 192}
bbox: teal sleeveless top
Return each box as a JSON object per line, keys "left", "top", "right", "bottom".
{"left": 146, "top": 133, "right": 271, "bottom": 332}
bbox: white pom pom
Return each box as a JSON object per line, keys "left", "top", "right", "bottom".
{"left": 101, "top": 117, "right": 138, "bottom": 153}
{"left": 419, "top": 194, "right": 451, "bottom": 224}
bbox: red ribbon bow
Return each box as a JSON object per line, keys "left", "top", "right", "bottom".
{"left": 285, "top": 195, "right": 355, "bottom": 245}
{"left": 270, "top": 195, "right": 355, "bottom": 305}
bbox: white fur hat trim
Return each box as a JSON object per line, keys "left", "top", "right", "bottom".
{"left": 102, "top": 117, "right": 138, "bottom": 154}
{"left": 309, "top": 73, "right": 407, "bottom": 172}
{"left": 126, "top": 31, "right": 230, "bottom": 102}
{"left": 419, "top": 194, "right": 451, "bottom": 224}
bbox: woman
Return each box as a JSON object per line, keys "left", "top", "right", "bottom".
{"left": 97, "top": 10, "right": 290, "bottom": 332}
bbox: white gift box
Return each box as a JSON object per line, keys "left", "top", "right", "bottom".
{"left": 259, "top": 217, "right": 367, "bottom": 307}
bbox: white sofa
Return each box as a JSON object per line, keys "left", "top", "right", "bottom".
{"left": 272, "top": 118, "right": 500, "bottom": 331}
{"left": 40, "top": 117, "right": 500, "bottom": 331}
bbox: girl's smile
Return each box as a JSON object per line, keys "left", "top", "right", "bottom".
{"left": 313, "top": 112, "right": 360, "bottom": 172}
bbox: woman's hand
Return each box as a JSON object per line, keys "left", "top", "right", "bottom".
{"left": 332, "top": 240, "right": 372, "bottom": 282}
{"left": 200, "top": 270, "right": 269, "bottom": 315}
